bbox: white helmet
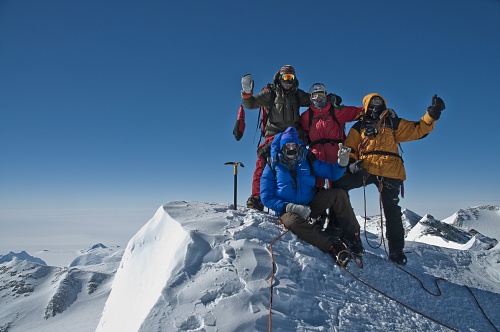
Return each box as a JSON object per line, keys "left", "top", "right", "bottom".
{"left": 309, "top": 83, "right": 327, "bottom": 95}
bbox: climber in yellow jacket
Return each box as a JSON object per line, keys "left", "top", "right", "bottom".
{"left": 333, "top": 92, "right": 446, "bottom": 265}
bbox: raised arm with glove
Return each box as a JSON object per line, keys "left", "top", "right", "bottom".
{"left": 241, "top": 74, "right": 254, "bottom": 94}
{"left": 427, "top": 94, "right": 446, "bottom": 120}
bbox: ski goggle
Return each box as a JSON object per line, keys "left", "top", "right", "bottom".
{"left": 281, "top": 73, "right": 295, "bottom": 81}
{"left": 369, "top": 97, "right": 384, "bottom": 107}
{"left": 311, "top": 91, "right": 326, "bottom": 101}
{"left": 283, "top": 142, "right": 298, "bottom": 155}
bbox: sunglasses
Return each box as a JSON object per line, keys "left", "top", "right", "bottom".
{"left": 281, "top": 73, "right": 295, "bottom": 81}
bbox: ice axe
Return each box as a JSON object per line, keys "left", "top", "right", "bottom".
{"left": 225, "top": 161, "right": 244, "bottom": 210}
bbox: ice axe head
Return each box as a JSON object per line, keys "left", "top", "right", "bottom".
{"left": 225, "top": 161, "right": 245, "bottom": 174}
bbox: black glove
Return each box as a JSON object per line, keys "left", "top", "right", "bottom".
{"left": 330, "top": 94, "right": 342, "bottom": 107}
{"left": 348, "top": 160, "right": 367, "bottom": 175}
{"left": 427, "top": 94, "right": 445, "bottom": 120}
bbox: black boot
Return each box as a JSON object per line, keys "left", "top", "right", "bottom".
{"left": 246, "top": 196, "right": 264, "bottom": 211}
{"left": 329, "top": 239, "right": 350, "bottom": 267}
{"left": 343, "top": 233, "right": 364, "bottom": 257}
{"left": 389, "top": 249, "right": 407, "bottom": 266}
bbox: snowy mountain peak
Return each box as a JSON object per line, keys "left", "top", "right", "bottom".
{"left": 450, "top": 205, "right": 499, "bottom": 225}
{"left": 0, "top": 250, "right": 47, "bottom": 265}
{"left": 402, "top": 208, "right": 423, "bottom": 227}
{"left": 443, "top": 205, "right": 500, "bottom": 241}
{"left": 407, "top": 213, "right": 497, "bottom": 250}
{"left": 90, "top": 243, "right": 107, "bottom": 250}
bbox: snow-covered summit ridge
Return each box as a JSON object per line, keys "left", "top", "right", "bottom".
{"left": 97, "top": 201, "right": 500, "bottom": 331}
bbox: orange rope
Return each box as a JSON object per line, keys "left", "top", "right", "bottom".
{"left": 267, "top": 229, "right": 289, "bottom": 332}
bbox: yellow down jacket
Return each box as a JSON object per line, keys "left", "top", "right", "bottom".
{"left": 344, "top": 93, "right": 437, "bottom": 181}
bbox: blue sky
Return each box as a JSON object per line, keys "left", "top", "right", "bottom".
{"left": 1, "top": 0, "right": 499, "bottom": 247}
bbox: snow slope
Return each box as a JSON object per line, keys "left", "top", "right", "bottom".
{"left": 96, "top": 201, "right": 500, "bottom": 332}
{"left": 2, "top": 201, "right": 499, "bottom": 332}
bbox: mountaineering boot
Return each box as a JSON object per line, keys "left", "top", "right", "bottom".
{"left": 389, "top": 249, "right": 408, "bottom": 266}
{"left": 246, "top": 195, "right": 264, "bottom": 211}
{"left": 329, "top": 239, "right": 350, "bottom": 267}
{"left": 313, "top": 210, "right": 328, "bottom": 229}
{"left": 324, "top": 226, "right": 343, "bottom": 238}
{"left": 343, "top": 233, "right": 364, "bottom": 257}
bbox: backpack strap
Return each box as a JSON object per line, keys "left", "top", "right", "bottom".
{"left": 362, "top": 150, "right": 404, "bottom": 161}
{"left": 307, "top": 105, "right": 346, "bottom": 146}
{"left": 257, "top": 84, "right": 277, "bottom": 146}
{"left": 329, "top": 105, "right": 346, "bottom": 141}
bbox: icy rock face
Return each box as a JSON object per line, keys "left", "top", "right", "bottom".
{"left": 0, "top": 260, "right": 51, "bottom": 297}
{"left": 44, "top": 270, "right": 82, "bottom": 318}
{"left": 420, "top": 215, "right": 473, "bottom": 244}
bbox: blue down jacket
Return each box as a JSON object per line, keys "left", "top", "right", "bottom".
{"left": 260, "top": 131, "right": 345, "bottom": 216}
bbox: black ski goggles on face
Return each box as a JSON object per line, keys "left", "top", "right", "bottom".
{"left": 281, "top": 73, "right": 295, "bottom": 81}
{"left": 283, "top": 142, "right": 298, "bottom": 156}
{"left": 369, "top": 96, "right": 384, "bottom": 107}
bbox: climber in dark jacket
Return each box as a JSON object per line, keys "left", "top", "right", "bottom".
{"left": 241, "top": 65, "right": 311, "bottom": 212}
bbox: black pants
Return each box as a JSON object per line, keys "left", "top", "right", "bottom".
{"left": 279, "top": 189, "right": 360, "bottom": 252}
{"left": 332, "top": 173, "right": 404, "bottom": 252}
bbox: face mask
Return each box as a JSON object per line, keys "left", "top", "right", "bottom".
{"left": 369, "top": 105, "right": 385, "bottom": 119}
{"left": 368, "top": 97, "right": 385, "bottom": 119}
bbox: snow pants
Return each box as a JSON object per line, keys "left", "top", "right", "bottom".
{"left": 251, "top": 136, "right": 274, "bottom": 197}
{"left": 332, "top": 173, "right": 404, "bottom": 252}
{"left": 279, "top": 189, "right": 360, "bottom": 252}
